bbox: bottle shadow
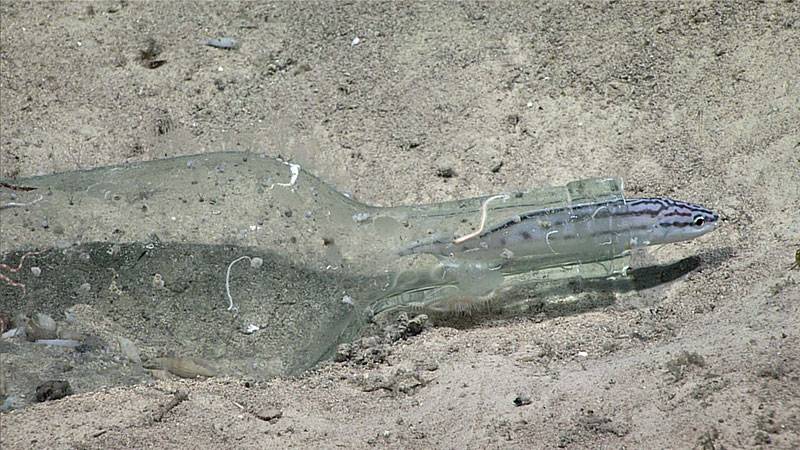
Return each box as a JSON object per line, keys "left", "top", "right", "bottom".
{"left": 424, "top": 246, "right": 735, "bottom": 329}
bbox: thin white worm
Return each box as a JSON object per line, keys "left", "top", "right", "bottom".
{"left": 452, "top": 194, "right": 509, "bottom": 245}
{"left": 225, "top": 256, "right": 251, "bottom": 312}
{"left": 0, "top": 195, "right": 43, "bottom": 210}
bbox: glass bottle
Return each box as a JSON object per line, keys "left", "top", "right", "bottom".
{"left": 0, "top": 152, "right": 629, "bottom": 383}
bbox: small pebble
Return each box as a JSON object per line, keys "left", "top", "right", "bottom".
{"left": 0, "top": 395, "right": 18, "bottom": 412}
{"left": 35, "top": 313, "right": 56, "bottom": 332}
{"left": 31, "top": 267, "right": 42, "bottom": 276}
{"left": 36, "top": 380, "right": 71, "bottom": 402}
{"left": 1, "top": 328, "right": 23, "bottom": 339}
{"left": 436, "top": 167, "right": 455, "bottom": 178}
{"left": 25, "top": 316, "right": 57, "bottom": 341}
{"left": 198, "top": 37, "right": 238, "bottom": 49}
{"left": 513, "top": 394, "right": 532, "bottom": 407}
{"left": 352, "top": 212, "right": 371, "bottom": 223}
{"left": 152, "top": 274, "right": 165, "bottom": 289}
{"left": 119, "top": 337, "right": 141, "bottom": 364}
{"left": 405, "top": 314, "right": 428, "bottom": 336}
{"left": 254, "top": 407, "right": 282, "bottom": 422}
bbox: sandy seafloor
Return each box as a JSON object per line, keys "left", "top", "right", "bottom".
{"left": 1, "top": 1, "right": 799, "bottom": 448}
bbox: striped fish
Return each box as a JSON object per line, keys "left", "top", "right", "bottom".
{"left": 399, "top": 197, "right": 719, "bottom": 264}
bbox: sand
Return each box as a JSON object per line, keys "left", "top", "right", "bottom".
{"left": 1, "top": 1, "right": 798, "bottom": 448}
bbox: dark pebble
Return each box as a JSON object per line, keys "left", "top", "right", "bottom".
{"left": 513, "top": 394, "right": 532, "bottom": 407}
{"left": 36, "top": 380, "right": 71, "bottom": 402}
{"left": 254, "top": 407, "right": 283, "bottom": 422}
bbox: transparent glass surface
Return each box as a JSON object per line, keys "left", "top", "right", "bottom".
{"left": 1, "top": 152, "right": 631, "bottom": 393}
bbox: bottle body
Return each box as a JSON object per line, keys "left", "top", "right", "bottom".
{"left": 1, "top": 152, "right": 630, "bottom": 381}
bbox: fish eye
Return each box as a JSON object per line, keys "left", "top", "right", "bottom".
{"left": 692, "top": 216, "right": 705, "bottom": 227}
